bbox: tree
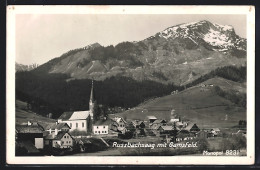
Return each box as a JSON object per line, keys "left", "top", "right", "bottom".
{"left": 93, "top": 101, "right": 101, "bottom": 122}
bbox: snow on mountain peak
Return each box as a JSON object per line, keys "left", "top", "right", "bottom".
{"left": 156, "top": 20, "right": 245, "bottom": 52}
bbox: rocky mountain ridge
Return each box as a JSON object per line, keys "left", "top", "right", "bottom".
{"left": 32, "top": 20, "right": 246, "bottom": 85}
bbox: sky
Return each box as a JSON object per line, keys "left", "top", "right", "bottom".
{"left": 15, "top": 14, "right": 246, "bottom": 65}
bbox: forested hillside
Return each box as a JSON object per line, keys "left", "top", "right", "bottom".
{"left": 16, "top": 65, "right": 246, "bottom": 119}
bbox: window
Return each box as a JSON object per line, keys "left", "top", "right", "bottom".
{"left": 103, "top": 126, "right": 105, "bottom": 128}
{"left": 97, "top": 126, "right": 99, "bottom": 129}
{"left": 105, "top": 131, "right": 107, "bottom": 133}
{"left": 76, "top": 123, "right": 78, "bottom": 128}
{"left": 102, "top": 131, "right": 104, "bottom": 133}
{"left": 64, "top": 136, "right": 66, "bottom": 138}
{"left": 95, "top": 131, "right": 97, "bottom": 133}
{"left": 82, "top": 122, "right": 84, "bottom": 128}
{"left": 98, "top": 131, "right": 100, "bottom": 133}
{"left": 62, "top": 141, "right": 64, "bottom": 144}
{"left": 70, "top": 123, "right": 72, "bottom": 128}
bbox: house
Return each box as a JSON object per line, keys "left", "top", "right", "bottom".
{"left": 93, "top": 118, "right": 112, "bottom": 135}
{"left": 132, "top": 120, "right": 145, "bottom": 129}
{"left": 175, "top": 121, "right": 184, "bottom": 128}
{"left": 16, "top": 121, "right": 44, "bottom": 149}
{"left": 44, "top": 131, "right": 74, "bottom": 149}
{"left": 147, "top": 116, "right": 157, "bottom": 124}
{"left": 58, "top": 80, "right": 96, "bottom": 133}
{"left": 158, "top": 126, "right": 173, "bottom": 134}
{"left": 210, "top": 128, "right": 221, "bottom": 136}
{"left": 183, "top": 123, "right": 200, "bottom": 133}
{"left": 45, "top": 122, "right": 70, "bottom": 135}
{"left": 111, "top": 117, "right": 127, "bottom": 132}
{"left": 152, "top": 119, "right": 167, "bottom": 126}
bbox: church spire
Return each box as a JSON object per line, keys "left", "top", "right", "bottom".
{"left": 90, "top": 79, "right": 94, "bottom": 103}
{"left": 89, "top": 79, "right": 95, "bottom": 120}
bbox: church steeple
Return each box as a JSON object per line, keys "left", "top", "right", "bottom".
{"left": 89, "top": 79, "right": 95, "bottom": 120}
{"left": 90, "top": 79, "right": 94, "bottom": 103}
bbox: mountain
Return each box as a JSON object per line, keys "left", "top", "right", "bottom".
{"left": 16, "top": 62, "right": 39, "bottom": 72}
{"left": 31, "top": 20, "right": 246, "bottom": 85}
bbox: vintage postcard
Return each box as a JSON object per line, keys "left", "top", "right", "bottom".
{"left": 6, "top": 5, "right": 255, "bottom": 165}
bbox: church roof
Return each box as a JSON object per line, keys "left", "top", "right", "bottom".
{"left": 69, "top": 111, "right": 91, "bottom": 120}
{"left": 59, "top": 111, "right": 92, "bottom": 121}
{"left": 58, "top": 111, "right": 74, "bottom": 120}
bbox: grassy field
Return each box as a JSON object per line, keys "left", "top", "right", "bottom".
{"left": 115, "top": 77, "right": 246, "bottom": 130}
{"left": 16, "top": 100, "right": 56, "bottom": 127}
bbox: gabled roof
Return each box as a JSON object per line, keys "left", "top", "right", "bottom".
{"left": 58, "top": 111, "right": 74, "bottom": 120}
{"left": 132, "top": 120, "right": 145, "bottom": 126}
{"left": 69, "top": 111, "right": 91, "bottom": 120}
{"left": 161, "top": 126, "right": 173, "bottom": 131}
{"left": 93, "top": 119, "right": 112, "bottom": 126}
{"left": 59, "top": 110, "right": 93, "bottom": 121}
{"left": 153, "top": 119, "right": 166, "bottom": 124}
{"left": 16, "top": 124, "right": 44, "bottom": 133}
{"left": 176, "top": 122, "right": 184, "bottom": 126}
{"left": 45, "top": 131, "right": 72, "bottom": 140}
{"left": 55, "top": 131, "right": 71, "bottom": 140}
{"left": 150, "top": 123, "right": 161, "bottom": 130}
{"left": 46, "top": 123, "right": 71, "bottom": 130}
{"left": 183, "top": 123, "right": 199, "bottom": 131}
{"left": 147, "top": 116, "right": 157, "bottom": 120}
{"left": 116, "top": 117, "right": 127, "bottom": 124}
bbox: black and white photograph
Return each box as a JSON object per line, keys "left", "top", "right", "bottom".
{"left": 6, "top": 5, "right": 255, "bottom": 165}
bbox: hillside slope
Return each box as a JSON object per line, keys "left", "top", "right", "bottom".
{"left": 116, "top": 77, "right": 246, "bottom": 129}
{"left": 16, "top": 100, "right": 56, "bottom": 127}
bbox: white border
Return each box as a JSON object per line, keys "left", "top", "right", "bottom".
{"left": 6, "top": 5, "right": 255, "bottom": 165}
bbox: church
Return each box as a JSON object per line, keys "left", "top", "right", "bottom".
{"left": 57, "top": 80, "right": 96, "bottom": 132}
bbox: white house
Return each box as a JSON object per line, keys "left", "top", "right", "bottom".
{"left": 93, "top": 118, "right": 111, "bottom": 135}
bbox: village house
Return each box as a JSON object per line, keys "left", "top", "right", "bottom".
{"left": 93, "top": 118, "right": 112, "bottom": 135}
{"left": 210, "top": 128, "right": 221, "bottom": 137}
{"left": 146, "top": 116, "right": 157, "bottom": 124}
{"left": 16, "top": 121, "right": 44, "bottom": 150}
{"left": 158, "top": 126, "right": 173, "bottom": 134}
{"left": 111, "top": 116, "right": 127, "bottom": 133}
{"left": 176, "top": 123, "right": 200, "bottom": 141}
{"left": 132, "top": 120, "right": 145, "bottom": 129}
{"left": 58, "top": 80, "right": 96, "bottom": 133}
{"left": 44, "top": 131, "right": 74, "bottom": 149}
{"left": 45, "top": 122, "right": 70, "bottom": 134}
{"left": 152, "top": 119, "right": 167, "bottom": 126}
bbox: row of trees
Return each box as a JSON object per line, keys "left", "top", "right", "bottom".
{"left": 186, "top": 66, "right": 246, "bottom": 89}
